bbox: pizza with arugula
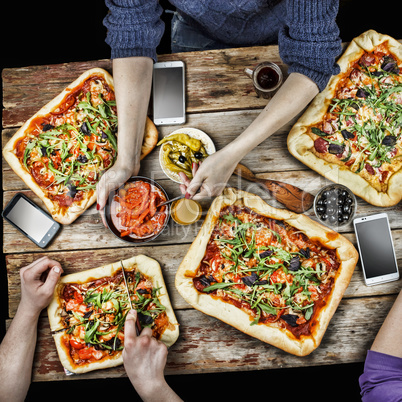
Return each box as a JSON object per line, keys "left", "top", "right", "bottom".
{"left": 288, "top": 30, "right": 402, "bottom": 207}
{"left": 175, "top": 188, "right": 358, "bottom": 356}
{"left": 3, "top": 68, "right": 158, "bottom": 224}
{"left": 47, "top": 255, "right": 179, "bottom": 373}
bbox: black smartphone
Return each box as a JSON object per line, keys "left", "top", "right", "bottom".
{"left": 2, "top": 193, "right": 61, "bottom": 248}
{"left": 353, "top": 213, "right": 399, "bottom": 286}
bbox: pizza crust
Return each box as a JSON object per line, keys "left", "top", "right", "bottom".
{"left": 48, "top": 255, "right": 179, "bottom": 373}
{"left": 287, "top": 30, "right": 402, "bottom": 207}
{"left": 2, "top": 68, "right": 159, "bottom": 224}
{"left": 175, "top": 187, "right": 358, "bottom": 356}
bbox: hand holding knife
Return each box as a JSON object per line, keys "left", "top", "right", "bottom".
{"left": 121, "top": 261, "right": 142, "bottom": 336}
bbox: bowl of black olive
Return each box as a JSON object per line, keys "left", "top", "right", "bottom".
{"left": 314, "top": 184, "right": 356, "bottom": 227}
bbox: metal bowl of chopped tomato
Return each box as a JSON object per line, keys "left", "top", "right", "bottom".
{"left": 105, "top": 176, "right": 170, "bottom": 244}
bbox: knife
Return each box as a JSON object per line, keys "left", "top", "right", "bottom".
{"left": 120, "top": 261, "right": 141, "bottom": 336}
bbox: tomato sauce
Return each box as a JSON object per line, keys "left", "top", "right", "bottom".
{"left": 194, "top": 205, "right": 341, "bottom": 339}
{"left": 111, "top": 180, "right": 168, "bottom": 239}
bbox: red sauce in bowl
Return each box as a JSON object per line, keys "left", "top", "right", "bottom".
{"left": 110, "top": 179, "right": 168, "bottom": 240}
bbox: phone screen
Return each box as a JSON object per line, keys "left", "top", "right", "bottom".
{"left": 153, "top": 66, "right": 184, "bottom": 120}
{"left": 354, "top": 217, "right": 398, "bottom": 279}
{"left": 6, "top": 196, "right": 55, "bottom": 243}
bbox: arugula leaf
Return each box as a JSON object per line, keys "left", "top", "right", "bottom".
{"left": 203, "top": 282, "right": 235, "bottom": 292}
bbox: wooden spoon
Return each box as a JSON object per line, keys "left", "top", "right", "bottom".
{"left": 233, "top": 163, "right": 315, "bottom": 213}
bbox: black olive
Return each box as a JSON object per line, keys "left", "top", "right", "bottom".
{"left": 317, "top": 199, "right": 324, "bottom": 205}
{"left": 338, "top": 215, "right": 344, "bottom": 223}
{"left": 345, "top": 197, "right": 353, "bottom": 205}
{"left": 194, "top": 151, "right": 203, "bottom": 159}
{"left": 321, "top": 213, "right": 328, "bottom": 221}
{"left": 281, "top": 314, "right": 299, "bottom": 327}
{"left": 66, "top": 184, "right": 77, "bottom": 199}
{"left": 80, "top": 122, "right": 90, "bottom": 135}
{"left": 328, "top": 144, "right": 345, "bottom": 155}
{"left": 343, "top": 213, "right": 350, "bottom": 221}
{"left": 41, "top": 123, "right": 54, "bottom": 131}
{"left": 356, "top": 88, "right": 369, "bottom": 98}
{"left": 327, "top": 207, "right": 335, "bottom": 215}
{"left": 288, "top": 256, "right": 300, "bottom": 272}
{"left": 178, "top": 155, "right": 187, "bottom": 163}
{"left": 137, "top": 289, "right": 149, "bottom": 295}
{"left": 337, "top": 197, "right": 344, "bottom": 206}
{"left": 343, "top": 204, "right": 351, "bottom": 214}
{"left": 322, "top": 190, "right": 330, "bottom": 198}
{"left": 300, "top": 247, "right": 310, "bottom": 259}
{"left": 316, "top": 205, "right": 325, "bottom": 213}
{"left": 381, "top": 56, "right": 400, "bottom": 74}
{"left": 77, "top": 154, "right": 88, "bottom": 163}
{"left": 199, "top": 275, "right": 214, "bottom": 287}
{"left": 382, "top": 136, "right": 397, "bottom": 147}
{"left": 341, "top": 130, "right": 354, "bottom": 140}
{"left": 40, "top": 146, "right": 47, "bottom": 156}
{"left": 241, "top": 272, "right": 258, "bottom": 287}
{"left": 138, "top": 312, "right": 154, "bottom": 326}
{"left": 259, "top": 250, "right": 273, "bottom": 259}
{"left": 329, "top": 215, "right": 337, "bottom": 224}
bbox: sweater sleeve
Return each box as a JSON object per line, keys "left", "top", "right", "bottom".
{"left": 359, "top": 350, "right": 402, "bottom": 402}
{"left": 103, "top": 0, "right": 165, "bottom": 61}
{"left": 278, "top": 0, "right": 342, "bottom": 92}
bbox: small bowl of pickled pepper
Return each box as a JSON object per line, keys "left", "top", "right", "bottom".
{"left": 158, "top": 128, "right": 216, "bottom": 183}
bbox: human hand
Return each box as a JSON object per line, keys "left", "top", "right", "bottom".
{"left": 19, "top": 256, "right": 63, "bottom": 318}
{"left": 178, "top": 150, "right": 238, "bottom": 200}
{"left": 123, "top": 310, "right": 178, "bottom": 401}
{"left": 96, "top": 159, "right": 139, "bottom": 227}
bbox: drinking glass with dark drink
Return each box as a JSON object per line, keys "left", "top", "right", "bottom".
{"left": 244, "top": 62, "right": 283, "bottom": 99}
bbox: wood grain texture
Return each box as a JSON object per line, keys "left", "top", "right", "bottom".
{"left": 5, "top": 295, "right": 395, "bottom": 381}
{"left": 2, "top": 46, "right": 287, "bottom": 128}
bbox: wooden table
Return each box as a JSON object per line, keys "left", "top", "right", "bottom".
{"left": 2, "top": 44, "right": 401, "bottom": 382}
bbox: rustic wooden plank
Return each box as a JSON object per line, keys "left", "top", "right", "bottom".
{"left": 3, "top": 175, "right": 401, "bottom": 255}
{"left": 2, "top": 60, "right": 113, "bottom": 128}
{"left": 2, "top": 46, "right": 286, "bottom": 128}
{"left": 5, "top": 295, "right": 395, "bottom": 381}
{"left": 5, "top": 242, "right": 402, "bottom": 319}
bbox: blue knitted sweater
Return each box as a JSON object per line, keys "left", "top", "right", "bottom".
{"left": 104, "top": 0, "right": 341, "bottom": 91}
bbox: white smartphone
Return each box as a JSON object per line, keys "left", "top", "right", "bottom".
{"left": 2, "top": 193, "right": 61, "bottom": 248}
{"left": 152, "top": 61, "right": 185, "bottom": 125}
{"left": 353, "top": 213, "right": 399, "bottom": 286}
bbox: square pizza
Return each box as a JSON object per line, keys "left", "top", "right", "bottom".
{"left": 288, "top": 30, "right": 402, "bottom": 207}
{"left": 175, "top": 188, "right": 358, "bottom": 356}
{"left": 48, "top": 255, "right": 179, "bottom": 373}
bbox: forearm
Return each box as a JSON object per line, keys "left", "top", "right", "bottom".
{"left": 0, "top": 307, "right": 40, "bottom": 401}
{"left": 112, "top": 57, "right": 153, "bottom": 171}
{"left": 227, "top": 73, "right": 318, "bottom": 159}
{"left": 134, "top": 379, "right": 182, "bottom": 402}
{"left": 371, "top": 290, "right": 402, "bottom": 358}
